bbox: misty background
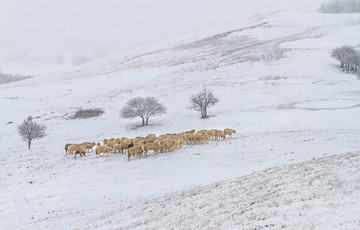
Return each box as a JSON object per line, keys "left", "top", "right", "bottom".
{"left": 0, "top": 0, "right": 323, "bottom": 75}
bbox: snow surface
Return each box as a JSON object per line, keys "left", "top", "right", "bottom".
{"left": 1, "top": 10, "right": 360, "bottom": 229}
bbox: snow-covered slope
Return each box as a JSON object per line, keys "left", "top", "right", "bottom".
{"left": 1, "top": 10, "right": 360, "bottom": 229}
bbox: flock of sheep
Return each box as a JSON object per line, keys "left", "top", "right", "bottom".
{"left": 65, "top": 128, "right": 236, "bottom": 161}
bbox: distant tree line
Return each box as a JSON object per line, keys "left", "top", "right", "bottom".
{"left": 319, "top": 0, "right": 360, "bottom": 13}
{"left": 331, "top": 46, "right": 360, "bottom": 76}
{"left": 0, "top": 70, "right": 31, "bottom": 85}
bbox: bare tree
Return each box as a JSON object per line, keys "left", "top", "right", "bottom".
{"left": 189, "top": 88, "right": 219, "bottom": 119}
{"left": 331, "top": 46, "right": 354, "bottom": 68}
{"left": 17, "top": 116, "right": 47, "bottom": 149}
{"left": 319, "top": 0, "right": 360, "bottom": 13}
{"left": 121, "top": 97, "right": 166, "bottom": 126}
{"left": 331, "top": 46, "right": 360, "bottom": 74}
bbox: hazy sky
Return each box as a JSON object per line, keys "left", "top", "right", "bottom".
{"left": 0, "top": 0, "right": 323, "bottom": 72}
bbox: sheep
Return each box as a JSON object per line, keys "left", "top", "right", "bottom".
{"left": 192, "top": 134, "right": 202, "bottom": 144}
{"left": 134, "top": 139, "right": 146, "bottom": 145}
{"left": 146, "top": 133, "right": 156, "bottom": 139}
{"left": 206, "top": 130, "right": 216, "bottom": 140}
{"left": 89, "top": 142, "right": 96, "bottom": 150}
{"left": 214, "top": 129, "right": 226, "bottom": 141}
{"left": 184, "top": 129, "right": 195, "bottom": 134}
{"left": 66, "top": 144, "right": 77, "bottom": 155}
{"left": 162, "top": 138, "right": 176, "bottom": 152}
{"left": 120, "top": 140, "right": 133, "bottom": 154}
{"left": 224, "top": 128, "right": 236, "bottom": 138}
{"left": 74, "top": 145, "right": 86, "bottom": 159}
{"left": 143, "top": 143, "right": 159, "bottom": 156}
{"left": 173, "top": 136, "right": 184, "bottom": 148}
{"left": 128, "top": 146, "right": 144, "bottom": 161}
{"left": 115, "top": 138, "right": 122, "bottom": 144}
{"left": 184, "top": 134, "right": 193, "bottom": 145}
{"left": 65, "top": 143, "right": 74, "bottom": 154}
{"left": 105, "top": 141, "right": 116, "bottom": 148}
{"left": 134, "top": 137, "right": 145, "bottom": 143}
{"left": 82, "top": 142, "right": 96, "bottom": 152}
{"left": 120, "top": 137, "right": 128, "bottom": 142}
{"left": 113, "top": 143, "right": 126, "bottom": 154}
{"left": 95, "top": 145, "right": 113, "bottom": 157}
{"left": 123, "top": 139, "right": 133, "bottom": 146}
{"left": 200, "top": 134, "right": 210, "bottom": 143}
{"left": 146, "top": 137, "right": 156, "bottom": 143}
{"left": 64, "top": 128, "right": 234, "bottom": 160}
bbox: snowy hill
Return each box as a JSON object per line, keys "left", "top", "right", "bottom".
{"left": 1, "top": 10, "right": 360, "bottom": 229}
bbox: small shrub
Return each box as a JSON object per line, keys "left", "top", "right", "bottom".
{"left": 71, "top": 55, "right": 89, "bottom": 66}
{"left": 70, "top": 108, "right": 104, "bottom": 119}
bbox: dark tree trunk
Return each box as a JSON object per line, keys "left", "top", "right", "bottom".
{"left": 145, "top": 117, "right": 149, "bottom": 125}
{"left": 141, "top": 117, "right": 145, "bottom": 126}
{"left": 28, "top": 139, "right": 31, "bottom": 149}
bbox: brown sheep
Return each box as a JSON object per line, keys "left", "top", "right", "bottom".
{"left": 75, "top": 146, "right": 86, "bottom": 159}
{"left": 103, "top": 139, "right": 109, "bottom": 145}
{"left": 206, "top": 130, "right": 216, "bottom": 140}
{"left": 123, "top": 139, "right": 133, "bottom": 146}
{"left": 128, "top": 146, "right": 144, "bottom": 161}
{"left": 120, "top": 137, "right": 128, "bottom": 142}
{"left": 115, "top": 138, "right": 121, "bottom": 144}
{"left": 66, "top": 144, "right": 77, "bottom": 155}
{"left": 105, "top": 141, "right": 116, "bottom": 148}
{"left": 214, "top": 130, "right": 226, "bottom": 140}
{"left": 95, "top": 145, "right": 113, "bottom": 157}
{"left": 120, "top": 140, "right": 133, "bottom": 153}
{"left": 65, "top": 143, "right": 74, "bottom": 154}
{"left": 146, "top": 137, "right": 156, "bottom": 143}
{"left": 192, "top": 134, "right": 202, "bottom": 144}
{"left": 82, "top": 142, "right": 96, "bottom": 152}
{"left": 134, "top": 139, "right": 146, "bottom": 145}
{"left": 200, "top": 134, "right": 210, "bottom": 143}
{"left": 113, "top": 143, "right": 126, "bottom": 154}
{"left": 184, "top": 129, "right": 195, "bottom": 134}
{"left": 224, "top": 128, "right": 236, "bottom": 138}
{"left": 146, "top": 133, "right": 156, "bottom": 139}
{"left": 143, "top": 143, "right": 159, "bottom": 156}
{"left": 162, "top": 138, "right": 176, "bottom": 152}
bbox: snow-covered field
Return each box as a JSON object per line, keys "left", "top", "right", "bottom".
{"left": 1, "top": 10, "right": 360, "bottom": 229}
